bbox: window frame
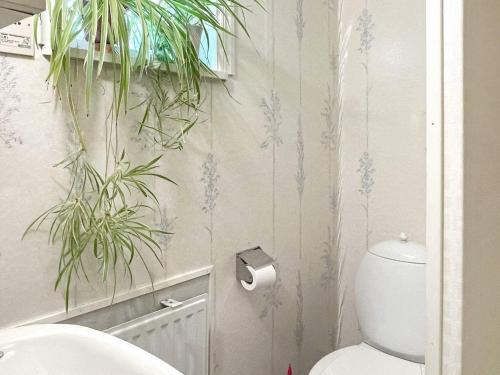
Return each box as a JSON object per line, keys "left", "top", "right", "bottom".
{"left": 38, "top": 6, "right": 235, "bottom": 80}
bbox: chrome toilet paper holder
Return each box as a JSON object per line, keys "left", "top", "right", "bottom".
{"left": 236, "top": 246, "right": 274, "bottom": 283}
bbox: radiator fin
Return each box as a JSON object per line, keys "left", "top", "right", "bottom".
{"left": 106, "top": 294, "right": 208, "bottom": 375}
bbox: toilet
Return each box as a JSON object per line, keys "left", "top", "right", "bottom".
{"left": 310, "top": 233, "right": 426, "bottom": 375}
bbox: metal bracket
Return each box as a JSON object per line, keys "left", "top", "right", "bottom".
{"left": 236, "top": 246, "right": 274, "bottom": 283}
{"left": 160, "top": 298, "right": 183, "bottom": 309}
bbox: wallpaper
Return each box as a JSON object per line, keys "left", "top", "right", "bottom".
{"left": 339, "top": 0, "right": 426, "bottom": 347}
{"left": 0, "top": 0, "right": 425, "bottom": 374}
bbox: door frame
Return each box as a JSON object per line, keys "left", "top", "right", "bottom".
{"left": 426, "top": 0, "right": 444, "bottom": 374}
{"left": 427, "top": 1, "right": 466, "bottom": 374}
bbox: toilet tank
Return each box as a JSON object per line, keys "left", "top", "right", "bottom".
{"left": 355, "top": 234, "right": 426, "bottom": 363}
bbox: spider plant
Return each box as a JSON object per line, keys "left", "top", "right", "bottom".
{"left": 24, "top": 153, "right": 173, "bottom": 310}
{"left": 131, "top": 70, "right": 199, "bottom": 150}
{"left": 26, "top": 0, "right": 262, "bottom": 310}
{"left": 43, "top": 0, "right": 259, "bottom": 114}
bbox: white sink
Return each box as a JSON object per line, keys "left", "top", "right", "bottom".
{"left": 0, "top": 324, "right": 183, "bottom": 375}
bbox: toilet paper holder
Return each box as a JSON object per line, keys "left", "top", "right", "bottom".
{"left": 236, "top": 246, "right": 274, "bottom": 283}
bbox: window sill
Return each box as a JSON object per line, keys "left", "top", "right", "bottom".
{"left": 40, "top": 44, "right": 230, "bottom": 81}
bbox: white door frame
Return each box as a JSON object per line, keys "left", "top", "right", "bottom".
{"left": 426, "top": 0, "right": 444, "bottom": 374}
{"left": 427, "top": 1, "right": 465, "bottom": 374}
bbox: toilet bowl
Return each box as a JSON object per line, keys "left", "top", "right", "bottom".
{"left": 310, "top": 233, "right": 426, "bottom": 375}
{"left": 309, "top": 344, "right": 425, "bottom": 375}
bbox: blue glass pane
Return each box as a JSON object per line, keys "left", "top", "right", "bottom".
{"left": 67, "top": 3, "right": 218, "bottom": 70}
{"left": 199, "top": 25, "right": 218, "bottom": 70}
{"left": 128, "top": 13, "right": 143, "bottom": 54}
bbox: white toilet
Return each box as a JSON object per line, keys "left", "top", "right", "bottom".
{"left": 310, "top": 233, "right": 426, "bottom": 375}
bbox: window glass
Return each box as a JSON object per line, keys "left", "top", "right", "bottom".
{"left": 69, "top": 6, "right": 219, "bottom": 71}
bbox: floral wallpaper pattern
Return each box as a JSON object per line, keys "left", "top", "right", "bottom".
{"left": 294, "top": 0, "right": 306, "bottom": 372}
{"left": 156, "top": 205, "right": 177, "bottom": 265}
{"left": 337, "top": 0, "right": 425, "bottom": 349}
{"left": 260, "top": 0, "right": 283, "bottom": 261}
{"left": 259, "top": 261, "right": 283, "bottom": 374}
{"left": 259, "top": 0, "right": 285, "bottom": 373}
{"left": 201, "top": 154, "right": 219, "bottom": 216}
{"left": 356, "top": 4, "right": 375, "bottom": 251}
{"left": 319, "top": 0, "right": 350, "bottom": 351}
{"left": 0, "top": 55, "right": 21, "bottom": 147}
{"left": 200, "top": 86, "right": 220, "bottom": 374}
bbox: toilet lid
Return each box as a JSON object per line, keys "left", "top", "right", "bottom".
{"left": 310, "top": 344, "right": 425, "bottom": 375}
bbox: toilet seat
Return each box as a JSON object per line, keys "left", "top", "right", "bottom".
{"left": 309, "top": 343, "right": 425, "bottom": 375}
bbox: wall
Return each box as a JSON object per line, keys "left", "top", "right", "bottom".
{"left": 442, "top": 1, "right": 500, "bottom": 373}
{"left": 0, "top": 2, "right": 334, "bottom": 374}
{"left": 462, "top": 0, "right": 500, "bottom": 373}
{"left": 0, "top": 1, "right": 426, "bottom": 374}
{"left": 339, "top": 0, "right": 426, "bottom": 346}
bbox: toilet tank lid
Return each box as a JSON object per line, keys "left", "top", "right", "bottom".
{"left": 369, "top": 233, "right": 426, "bottom": 264}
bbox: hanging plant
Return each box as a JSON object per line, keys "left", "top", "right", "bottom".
{"left": 25, "top": 0, "right": 262, "bottom": 310}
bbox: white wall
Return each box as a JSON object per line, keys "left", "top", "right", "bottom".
{"left": 340, "top": 0, "right": 426, "bottom": 346}
{"left": 0, "top": 2, "right": 335, "bottom": 374}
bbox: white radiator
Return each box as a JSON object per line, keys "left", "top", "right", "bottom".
{"left": 106, "top": 294, "right": 209, "bottom": 375}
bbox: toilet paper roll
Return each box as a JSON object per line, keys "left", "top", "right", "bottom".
{"left": 241, "top": 264, "right": 276, "bottom": 291}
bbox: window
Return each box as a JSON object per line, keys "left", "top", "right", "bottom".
{"left": 39, "top": 6, "right": 233, "bottom": 78}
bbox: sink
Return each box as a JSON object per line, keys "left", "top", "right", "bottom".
{"left": 0, "top": 324, "right": 183, "bottom": 375}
